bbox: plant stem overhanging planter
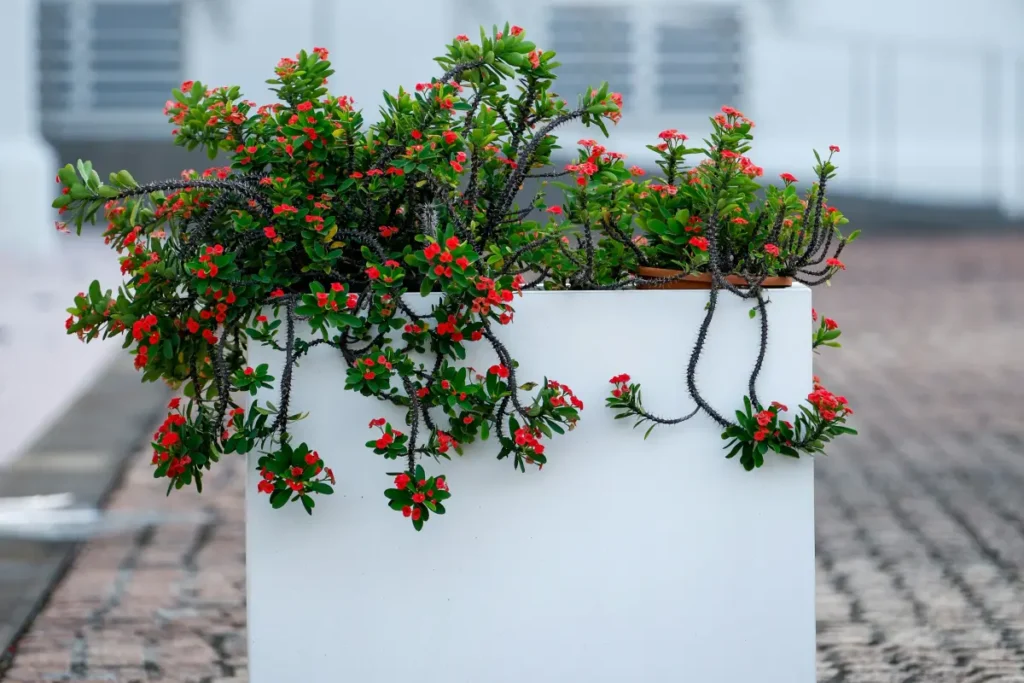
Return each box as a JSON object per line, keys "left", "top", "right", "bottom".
{"left": 636, "top": 266, "right": 794, "bottom": 290}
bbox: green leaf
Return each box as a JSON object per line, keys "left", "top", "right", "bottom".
{"left": 269, "top": 489, "right": 289, "bottom": 509}
{"left": 301, "top": 495, "right": 315, "bottom": 515}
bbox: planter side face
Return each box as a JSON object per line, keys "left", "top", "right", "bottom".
{"left": 247, "top": 287, "right": 815, "bottom": 683}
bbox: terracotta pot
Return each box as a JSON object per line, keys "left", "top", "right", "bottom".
{"left": 635, "top": 266, "right": 793, "bottom": 291}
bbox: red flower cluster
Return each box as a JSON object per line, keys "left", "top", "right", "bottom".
{"left": 193, "top": 244, "right": 223, "bottom": 279}
{"left": 807, "top": 378, "right": 851, "bottom": 422}
{"left": 751, "top": 406, "right": 791, "bottom": 443}
{"left": 471, "top": 276, "right": 514, "bottom": 321}
{"left": 387, "top": 468, "right": 451, "bottom": 527}
{"left": 436, "top": 431, "right": 459, "bottom": 454}
{"left": 546, "top": 379, "right": 584, "bottom": 411}
{"left": 609, "top": 374, "right": 631, "bottom": 398}
{"left": 151, "top": 398, "right": 192, "bottom": 479}
{"left": 658, "top": 128, "right": 688, "bottom": 142}
{"left": 514, "top": 426, "right": 545, "bottom": 464}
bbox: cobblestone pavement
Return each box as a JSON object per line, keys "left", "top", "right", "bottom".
{"left": 2, "top": 236, "right": 1022, "bottom": 683}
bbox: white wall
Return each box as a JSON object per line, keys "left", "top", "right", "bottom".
{"left": 748, "top": 0, "right": 1023, "bottom": 213}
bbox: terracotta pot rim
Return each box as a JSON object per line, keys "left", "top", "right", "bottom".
{"left": 635, "top": 266, "right": 793, "bottom": 290}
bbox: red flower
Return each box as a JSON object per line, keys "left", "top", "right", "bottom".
{"left": 423, "top": 242, "right": 441, "bottom": 260}
{"left": 258, "top": 480, "right": 274, "bottom": 494}
{"left": 395, "top": 473, "right": 410, "bottom": 490}
{"left": 402, "top": 505, "right": 413, "bottom": 517}
{"left": 771, "top": 401, "right": 788, "bottom": 412}
{"left": 305, "top": 452, "right": 319, "bottom": 465}
{"left": 829, "top": 144, "right": 840, "bottom": 153}
{"left": 411, "top": 129, "right": 422, "bottom": 140}
{"left": 812, "top": 308, "right": 818, "bottom": 322}
{"left": 442, "top": 131, "right": 458, "bottom": 145}
{"left": 488, "top": 364, "right": 509, "bottom": 378}
{"left": 456, "top": 256, "right": 470, "bottom": 270}
{"left": 369, "top": 418, "right": 386, "bottom": 428}
{"left": 826, "top": 258, "right": 846, "bottom": 270}
{"left": 411, "top": 507, "right": 422, "bottom": 521}
{"left": 346, "top": 293, "right": 358, "bottom": 309}
{"left": 450, "top": 160, "right": 464, "bottom": 173}
{"left": 462, "top": 415, "right": 474, "bottom": 424}
{"left": 330, "top": 282, "right": 344, "bottom": 292}
{"left": 779, "top": 172, "right": 798, "bottom": 184}
{"left": 764, "top": 243, "right": 780, "bottom": 257}
{"left": 270, "top": 288, "right": 285, "bottom": 298}
{"left": 546, "top": 206, "right": 562, "bottom": 215}
{"left": 366, "top": 266, "right": 381, "bottom": 280}
{"left": 363, "top": 371, "right": 375, "bottom": 380}
{"left": 412, "top": 492, "right": 426, "bottom": 503}
{"left": 688, "top": 236, "right": 709, "bottom": 251}
{"left": 316, "top": 292, "right": 329, "bottom": 308}
{"left": 186, "top": 318, "right": 200, "bottom": 334}
{"left": 297, "top": 101, "right": 313, "bottom": 112}
{"left": 455, "top": 35, "right": 469, "bottom": 42}
{"left": 263, "top": 226, "right": 277, "bottom": 239}
{"left": 756, "top": 410, "right": 773, "bottom": 427}
{"left": 445, "top": 236, "right": 460, "bottom": 249}
{"left": 824, "top": 318, "right": 838, "bottom": 331}
{"left": 753, "top": 429, "right": 769, "bottom": 442}
{"left": 510, "top": 25, "right": 524, "bottom": 36}
{"left": 244, "top": 366, "right": 254, "bottom": 376}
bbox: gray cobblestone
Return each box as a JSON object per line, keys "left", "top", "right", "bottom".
{"left": 2, "top": 236, "right": 1022, "bottom": 682}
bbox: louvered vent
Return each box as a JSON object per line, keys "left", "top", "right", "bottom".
{"left": 656, "top": 5, "right": 743, "bottom": 112}
{"left": 39, "top": 0, "right": 183, "bottom": 139}
{"left": 546, "top": 5, "right": 635, "bottom": 105}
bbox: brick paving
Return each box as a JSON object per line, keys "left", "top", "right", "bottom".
{"left": 2, "top": 235, "right": 1023, "bottom": 682}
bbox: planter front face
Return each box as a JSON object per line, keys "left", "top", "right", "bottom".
{"left": 247, "top": 287, "right": 815, "bottom": 683}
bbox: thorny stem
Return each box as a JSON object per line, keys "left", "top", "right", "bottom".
{"left": 273, "top": 298, "right": 296, "bottom": 439}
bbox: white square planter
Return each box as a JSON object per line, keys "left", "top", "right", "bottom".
{"left": 247, "top": 286, "right": 815, "bottom": 683}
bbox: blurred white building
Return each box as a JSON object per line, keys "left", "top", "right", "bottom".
{"left": 7, "top": 0, "right": 1023, "bottom": 253}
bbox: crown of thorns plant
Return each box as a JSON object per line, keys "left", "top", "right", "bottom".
{"left": 55, "top": 24, "right": 855, "bottom": 530}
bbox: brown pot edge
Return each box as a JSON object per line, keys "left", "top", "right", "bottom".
{"left": 635, "top": 266, "right": 793, "bottom": 290}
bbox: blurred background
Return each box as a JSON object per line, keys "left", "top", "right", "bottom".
{"left": 0, "top": 0, "right": 1022, "bottom": 680}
